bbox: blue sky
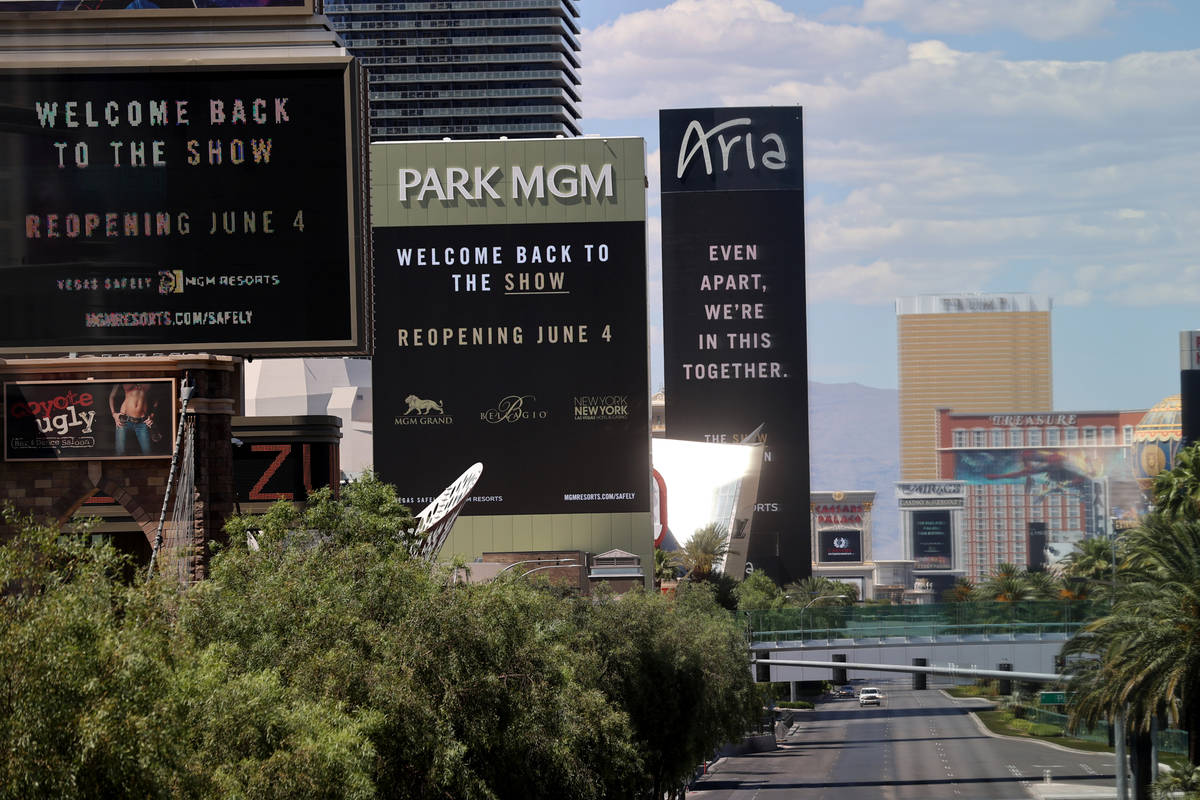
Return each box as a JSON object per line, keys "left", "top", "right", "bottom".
{"left": 576, "top": 0, "right": 1200, "bottom": 412}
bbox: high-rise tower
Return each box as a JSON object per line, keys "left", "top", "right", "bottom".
{"left": 323, "top": 0, "right": 582, "bottom": 141}
{"left": 896, "top": 294, "right": 1052, "bottom": 480}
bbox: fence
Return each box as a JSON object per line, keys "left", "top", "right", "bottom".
{"left": 1020, "top": 706, "right": 1188, "bottom": 755}
{"left": 747, "top": 600, "right": 1097, "bottom": 644}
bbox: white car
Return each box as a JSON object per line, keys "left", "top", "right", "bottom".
{"left": 858, "top": 687, "right": 883, "bottom": 706}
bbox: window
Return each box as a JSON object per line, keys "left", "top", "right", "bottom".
{"left": 1028, "top": 428, "right": 1042, "bottom": 446}
{"left": 972, "top": 429, "right": 987, "bottom": 447}
{"left": 1083, "top": 426, "right": 1097, "bottom": 445}
{"left": 953, "top": 429, "right": 968, "bottom": 448}
{"left": 1065, "top": 428, "right": 1079, "bottom": 446}
{"left": 1124, "top": 425, "right": 1135, "bottom": 444}
{"left": 1102, "top": 426, "right": 1115, "bottom": 445}
{"left": 1009, "top": 429, "right": 1024, "bottom": 447}
{"left": 1045, "top": 427, "right": 1059, "bottom": 445}
{"left": 991, "top": 429, "right": 1006, "bottom": 447}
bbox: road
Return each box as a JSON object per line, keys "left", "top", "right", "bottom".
{"left": 690, "top": 687, "right": 1119, "bottom": 799}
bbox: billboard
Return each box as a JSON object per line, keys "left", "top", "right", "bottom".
{"left": 659, "top": 106, "right": 809, "bottom": 584}
{"left": 0, "top": 0, "right": 311, "bottom": 17}
{"left": 0, "top": 62, "right": 368, "bottom": 356}
{"left": 912, "top": 509, "right": 952, "bottom": 569}
{"left": 371, "top": 138, "right": 650, "bottom": 517}
{"left": 818, "top": 529, "right": 862, "bottom": 563}
{"left": 5, "top": 378, "right": 175, "bottom": 460}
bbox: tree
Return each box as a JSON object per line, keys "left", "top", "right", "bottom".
{"left": 653, "top": 545, "right": 678, "bottom": 589}
{"left": 974, "top": 562, "right": 1036, "bottom": 602}
{"left": 671, "top": 523, "right": 729, "bottom": 580}
{"left": 1064, "top": 512, "right": 1200, "bottom": 767}
{"left": 1060, "top": 535, "right": 1118, "bottom": 586}
{"left": 576, "top": 583, "right": 759, "bottom": 800}
{"left": 734, "top": 570, "right": 784, "bottom": 611}
{"left": 942, "top": 577, "right": 975, "bottom": 603}
{"left": 1153, "top": 440, "right": 1200, "bottom": 520}
{"left": 783, "top": 575, "right": 858, "bottom": 606}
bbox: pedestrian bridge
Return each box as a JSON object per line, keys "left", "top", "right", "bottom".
{"left": 747, "top": 601, "right": 1091, "bottom": 683}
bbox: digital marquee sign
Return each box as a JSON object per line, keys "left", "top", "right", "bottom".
{"left": 818, "top": 529, "right": 862, "bottom": 563}
{"left": 5, "top": 378, "right": 176, "bottom": 461}
{"left": 0, "top": 63, "right": 368, "bottom": 356}
{"left": 912, "top": 509, "right": 952, "bottom": 570}
{"left": 659, "top": 106, "right": 809, "bottom": 585}
{"left": 0, "top": 0, "right": 311, "bottom": 18}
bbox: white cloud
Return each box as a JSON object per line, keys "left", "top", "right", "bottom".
{"left": 584, "top": 1, "right": 1200, "bottom": 317}
{"left": 857, "top": 0, "right": 1118, "bottom": 41}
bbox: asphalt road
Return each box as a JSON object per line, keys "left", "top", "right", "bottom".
{"left": 690, "top": 687, "right": 1118, "bottom": 800}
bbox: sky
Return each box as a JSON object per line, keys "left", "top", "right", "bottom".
{"left": 575, "top": 0, "right": 1200, "bottom": 413}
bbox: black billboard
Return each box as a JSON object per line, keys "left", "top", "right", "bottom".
{"left": 912, "top": 509, "right": 953, "bottom": 569}
{"left": 818, "top": 529, "right": 862, "bottom": 563}
{"left": 659, "top": 106, "right": 809, "bottom": 585}
{"left": 5, "top": 378, "right": 175, "bottom": 461}
{"left": 0, "top": 63, "right": 367, "bottom": 356}
{"left": 372, "top": 220, "right": 649, "bottom": 515}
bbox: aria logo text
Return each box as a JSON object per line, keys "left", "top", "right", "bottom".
{"left": 676, "top": 117, "right": 787, "bottom": 179}
{"left": 395, "top": 393, "right": 453, "bottom": 425}
{"left": 482, "top": 394, "right": 547, "bottom": 424}
{"left": 573, "top": 394, "right": 629, "bottom": 421}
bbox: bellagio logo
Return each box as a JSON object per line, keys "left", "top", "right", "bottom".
{"left": 481, "top": 395, "right": 547, "bottom": 424}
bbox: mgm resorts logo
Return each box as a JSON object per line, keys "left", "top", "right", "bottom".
{"left": 481, "top": 394, "right": 547, "bottom": 424}
{"left": 573, "top": 394, "right": 629, "bottom": 421}
{"left": 395, "top": 393, "right": 454, "bottom": 426}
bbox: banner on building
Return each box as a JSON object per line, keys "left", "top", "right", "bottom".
{"left": 5, "top": 378, "right": 175, "bottom": 461}
{"left": 659, "top": 106, "right": 808, "bottom": 585}
{"left": 370, "top": 138, "right": 650, "bottom": 516}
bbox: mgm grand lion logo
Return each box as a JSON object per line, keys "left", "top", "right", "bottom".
{"left": 404, "top": 395, "right": 444, "bottom": 415}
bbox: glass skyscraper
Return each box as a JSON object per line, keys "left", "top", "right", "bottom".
{"left": 323, "top": 0, "right": 582, "bottom": 141}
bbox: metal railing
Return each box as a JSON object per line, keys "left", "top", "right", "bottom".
{"left": 747, "top": 601, "right": 1099, "bottom": 644}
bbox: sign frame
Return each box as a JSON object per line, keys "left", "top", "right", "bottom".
{"left": 5, "top": 377, "right": 177, "bottom": 461}
{"left": 0, "top": 57, "right": 370, "bottom": 357}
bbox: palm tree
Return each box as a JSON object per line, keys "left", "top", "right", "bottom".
{"left": 784, "top": 575, "right": 858, "bottom": 605}
{"left": 653, "top": 547, "right": 678, "bottom": 590}
{"left": 1153, "top": 441, "right": 1200, "bottom": 520}
{"left": 1060, "top": 535, "right": 1118, "bottom": 586}
{"left": 975, "top": 562, "right": 1034, "bottom": 602}
{"left": 671, "top": 523, "right": 729, "bottom": 580}
{"left": 1063, "top": 512, "right": 1200, "bottom": 765}
{"left": 942, "top": 577, "right": 975, "bottom": 603}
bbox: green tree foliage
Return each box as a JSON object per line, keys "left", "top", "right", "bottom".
{"left": 783, "top": 575, "right": 858, "bottom": 606}
{"left": 1, "top": 476, "right": 757, "bottom": 799}
{"left": 942, "top": 577, "right": 975, "bottom": 603}
{"left": 1060, "top": 535, "right": 1119, "bottom": 587}
{"left": 670, "top": 523, "right": 729, "bottom": 580}
{"left": 1063, "top": 513, "right": 1200, "bottom": 765}
{"left": 734, "top": 570, "right": 784, "bottom": 611}
{"left": 1153, "top": 440, "right": 1200, "bottom": 521}
{"left": 576, "top": 582, "right": 758, "bottom": 800}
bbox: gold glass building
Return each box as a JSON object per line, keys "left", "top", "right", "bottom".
{"left": 896, "top": 294, "right": 1052, "bottom": 480}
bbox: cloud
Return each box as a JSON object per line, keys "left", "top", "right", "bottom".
{"left": 584, "top": 0, "right": 1200, "bottom": 314}
{"left": 857, "top": 0, "right": 1118, "bottom": 41}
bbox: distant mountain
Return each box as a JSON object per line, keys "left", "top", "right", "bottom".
{"left": 808, "top": 381, "right": 901, "bottom": 559}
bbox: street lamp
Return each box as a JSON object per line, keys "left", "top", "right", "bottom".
{"left": 800, "top": 594, "right": 848, "bottom": 641}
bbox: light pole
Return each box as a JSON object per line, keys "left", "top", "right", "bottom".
{"left": 800, "top": 594, "right": 848, "bottom": 641}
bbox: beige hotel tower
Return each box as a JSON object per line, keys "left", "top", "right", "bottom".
{"left": 897, "top": 294, "right": 1052, "bottom": 480}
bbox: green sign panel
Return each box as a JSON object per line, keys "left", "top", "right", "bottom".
{"left": 1039, "top": 691, "right": 1067, "bottom": 705}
